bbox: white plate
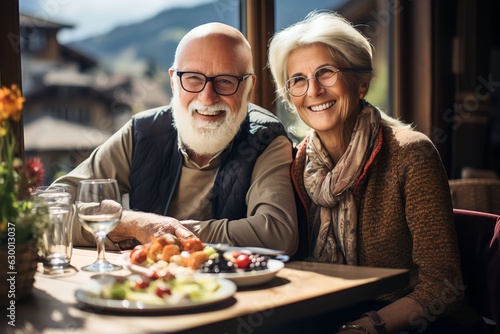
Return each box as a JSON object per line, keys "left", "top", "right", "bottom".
{"left": 75, "top": 276, "right": 236, "bottom": 312}
{"left": 196, "top": 259, "right": 284, "bottom": 287}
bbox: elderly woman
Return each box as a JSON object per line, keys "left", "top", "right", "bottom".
{"left": 268, "top": 11, "right": 486, "bottom": 334}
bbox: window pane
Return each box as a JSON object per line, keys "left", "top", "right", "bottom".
{"left": 19, "top": 1, "right": 240, "bottom": 184}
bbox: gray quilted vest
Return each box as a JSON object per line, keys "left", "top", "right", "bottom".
{"left": 129, "top": 103, "right": 288, "bottom": 220}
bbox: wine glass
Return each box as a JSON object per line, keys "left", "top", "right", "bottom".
{"left": 75, "top": 179, "right": 123, "bottom": 272}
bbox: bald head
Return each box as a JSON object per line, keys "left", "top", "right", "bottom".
{"left": 172, "top": 22, "right": 253, "bottom": 73}
{"left": 178, "top": 22, "right": 251, "bottom": 50}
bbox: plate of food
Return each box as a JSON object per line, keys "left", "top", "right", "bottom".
{"left": 75, "top": 273, "right": 236, "bottom": 312}
{"left": 120, "top": 236, "right": 285, "bottom": 287}
{"left": 197, "top": 254, "right": 284, "bottom": 287}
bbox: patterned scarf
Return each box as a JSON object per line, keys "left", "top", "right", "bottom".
{"left": 303, "top": 104, "right": 381, "bottom": 264}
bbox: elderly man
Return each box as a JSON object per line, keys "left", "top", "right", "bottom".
{"left": 54, "top": 22, "right": 298, "bottom": 255}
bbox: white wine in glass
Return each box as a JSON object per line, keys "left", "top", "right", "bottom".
{"left": 76, "top": 179, "right": 123, "bottom": 272}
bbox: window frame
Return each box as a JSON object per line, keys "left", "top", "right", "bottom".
{"left": 0, "top": 0, "right": 24, "bottom": 160}
{"left": 244, "top": 0, "right": 276, "bottom": 113}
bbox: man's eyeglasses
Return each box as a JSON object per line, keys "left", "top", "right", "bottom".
{"left": 175, "top": 70, "right": 252, "bottom": 96}
{"left": 285, "top": 65, "right": 370, "bottom": 97}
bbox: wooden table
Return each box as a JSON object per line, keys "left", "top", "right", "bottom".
{"left": 4, "top": 248, "right": 408, "bottom": 334}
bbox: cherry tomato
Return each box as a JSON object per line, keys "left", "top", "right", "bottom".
{"left": 233, "top": 253, "right": 252, "bottom": 269}
{"left": 130, "top": 247, "right": 147, "bottom": 265}
{"left": 147, "top": 270, "right": 160, "bottom": 281}
{"left": 131, "top": 277, "right": 149, "bottom": 290}
{"left": 155, "top": 285, "right": 172, "bottom": 298}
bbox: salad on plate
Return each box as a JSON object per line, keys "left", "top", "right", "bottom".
{"left": 76, "top": 273, "right": 236, "bottom": 311}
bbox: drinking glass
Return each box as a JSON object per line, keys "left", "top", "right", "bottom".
{"left": 37, "top": 191, "right": 73, "bottom": 269}
{"left": 33, "top": 186, "right": 66, "bottom": 196}
{"left": 75, "top": 179, "right": 122, "bottom": 272}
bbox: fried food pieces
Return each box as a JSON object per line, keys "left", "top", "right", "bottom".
{"left": 129, "top": 235, "right": 208, "bottom": 270}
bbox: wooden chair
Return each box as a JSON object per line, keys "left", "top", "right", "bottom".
{"left": 454, "top": 209, "right": 500, "bottom": 334}
{"left": 449, "top": 179, "right": 500, "bottom": 215}
{"left": 461, "top": 167, "right": 498, "bottom": 179}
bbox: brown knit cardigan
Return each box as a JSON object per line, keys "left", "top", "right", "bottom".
{"left": 291, "top": 124, "right": 464, "bottom": 316}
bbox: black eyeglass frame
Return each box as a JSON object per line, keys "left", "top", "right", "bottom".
{"left": 175, "top": 70, "right": 252, "bottom": 96}
{"left": 285, "top": 65, "right": 371, "bottom": 97}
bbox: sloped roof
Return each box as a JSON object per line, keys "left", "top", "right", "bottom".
{"left": 24, "top": 116, "right": 112, "bottom": 151}
{"left": 60, "top": 44, "right": 97, "bottom": 69}
{"left": 19, "top": 13, "right": 74, "bottom": 30}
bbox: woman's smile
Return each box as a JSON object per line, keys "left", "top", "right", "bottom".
{"left": 309, "top": 101, "right": 336, "bottom": 112}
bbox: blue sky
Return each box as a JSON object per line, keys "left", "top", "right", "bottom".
{"left": 19, "top": 0, "right": 215, "bottom": 43}
{"left": 19, "top": 0, "right": 343, "bottom": 43}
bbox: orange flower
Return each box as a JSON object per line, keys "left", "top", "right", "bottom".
{"left": 0, "top": 84, "right": 46, "bottom": 243}
{"left": 0, "top": 84, "right": 25, "bottom": 122}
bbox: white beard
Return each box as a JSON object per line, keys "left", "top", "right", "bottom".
{"left": 171, "top": 89, "right": 250, "bottom": 156}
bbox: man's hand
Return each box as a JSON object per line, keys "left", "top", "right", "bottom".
{"left": 108, "top": 210, "right": 197, "bottom": 245}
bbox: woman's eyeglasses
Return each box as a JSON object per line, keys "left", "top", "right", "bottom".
{"left": 285, "top": 65, "right": 369, "bottom": 97}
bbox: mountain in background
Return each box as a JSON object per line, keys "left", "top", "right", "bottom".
{"left": 66, "top": 0, "right": 342, "bottom": 75}
{"left": 66, "top": 2, "right": 238, "bottom": 74}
